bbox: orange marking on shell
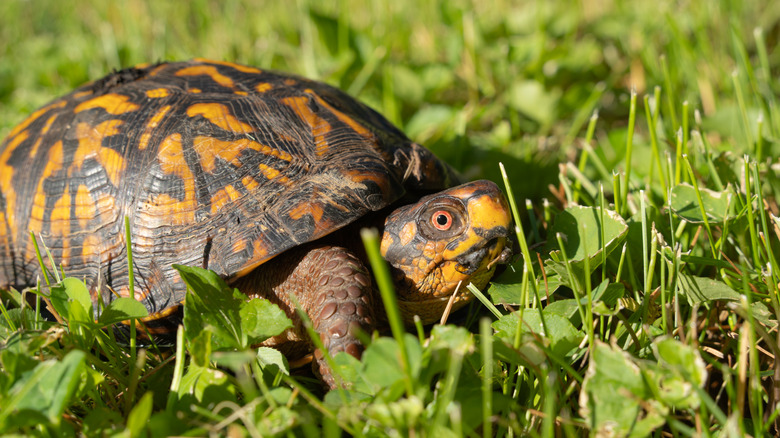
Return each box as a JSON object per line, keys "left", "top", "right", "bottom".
{"left": 281, "top": 96, "right": 331, "bottom": 156}
{"left": 284, "top": 79, "right": 297, "bottom": 86}
{"left": 142, "top": 133, "right": 197, "bottom": 224}
{"left": 210, "top": 184, "right": 243, "bottom": 214}
{"left": 0, "top": 130, "right": 30, "bottom": 236}
{"left": 40, "top": 114, "right": 59, "bottom": 135}
{"left": 188, "top": 88, "right": 202, "bottom": 93}
{"left": 233, "top": 239, "right": 271, "bottom": 277}
{"left": 75, "top": 93, "right": 140, "bottom": 115}
{"left": 195, "top": 59, "right": 263, "bottom": 74}
{"left": 194, "top": 136, "right": 292, "bottom": 172}
{"left": 256, "top": 83, "right": 273, "bottom": 93}
{"left": 139, "top": 105, "right": 172, "bottom": 150}
{"left": 74, "top": 184, "right": 97, "bottom": 229}
{"left": 26, "top": 113, "right": 59, "bottom": 162}
{"left": 187, "top": 103, "right": 255, "bottom": 133}
{"left": 234, "top": 90, "right": 248, "bottom": 96}
{"left": 146, "top": 64, "right": 167, "bottom": 76}
{"left": 7, "top": 100, "right": 67, "bottom": 139}
{"left": 242, "top": 175, "right": 259, "bottom": 192}
{"left": 398, "top": 222, "right": 417, "bottom": 247}
{"left": 73, "top": 91, "right": 93, "bottom": 99}
{"left": 146, "top": 88, "right": 170, "bottom": 98}
{"left": 289, "top": 202, "right": 325, "bottom": 223}
{"left": 74, "top": 121, "right": 125, "bottom": 187}
{"left": 80, "top": 234, "right": 101, "bottom": 268}
{"left": 258, "top": 163, "right": 287, "bottom": 182}
{"left": 175, "top": 65, "right": 235, "bottom": 89}
{"left": 50, "top": 185, "right": 71, "bottom": 237}
{"left": 308, "top": 91, "right": 373, "bottom": 138}
{"left": 28, "top": 140, "right": 64, "bottom": 235}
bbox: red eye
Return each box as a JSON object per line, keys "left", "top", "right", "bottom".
{"left": 432, "top": 210, "right": 453, "bottom": 230}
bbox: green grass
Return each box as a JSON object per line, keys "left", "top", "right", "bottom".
{"left": 2, "top": 0, "right": 780, "bottom": 436}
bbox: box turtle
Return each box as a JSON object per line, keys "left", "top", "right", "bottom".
{"left": 0, "top": 59, "right": 512, "bottom": 385}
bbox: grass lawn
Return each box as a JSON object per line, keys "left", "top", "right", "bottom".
{"left": 2, "top": 0, "right": 780, "bottom": 436}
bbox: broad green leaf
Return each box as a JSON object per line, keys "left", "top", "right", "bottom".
{"left": 126, "top": 391, "right": 154, "bottom": 437}
{"left": 97, "top": 297, "right": 149, "bottom": 327}
{"left": 493, "top": 308, "right": 583, "bottom": 358}
{"left": 679, "top": 275, "right": 776, "bottom": 328}
{"left": 362, "top": 335, "right": 422, "bottom": 389}
{"left": 177, "top": 364, "right": 236, "bottom": 405}
{"left": 545, "top": 206, "right": 628, "bottom": 282}
{"left": 61, "top": 277, "right": 93, "bottom": 316}
{"left": 177, "top": 264, "right": 290, "bottom": 350}
{"left": 650, "top": 337, "right": 707, "bottom": 409}
{"left": 49, "top": 278, "right": 93, "bottom": 323}
{"left": 188, "top": 330, "right": 213, "bottom": 367}
{"left": 239, "top": 298, "right": 292, "bottom": 345}
{"left": 256, "top": 347, "right": 290, "bottom": 376}
{"left": 680, "top": 274, "right": 740, "bottom": 303}
{"left": 580, "top": 341, "right": 667, "bottom": 437}
{"left": 428, "top": 324, "right": 474, "bottom": 355}
{"left": 670, "top": 183, "right": 736, "bottom": 223}
{"left": 1, "top": 350, "right": 87, "bottom": 428}
{"left": 508, "top": 79, "right": 559, "bottom": 126}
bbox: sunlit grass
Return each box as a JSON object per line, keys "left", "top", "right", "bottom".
{"left": 1, "top": 0, "right": 780, "bottom": 436}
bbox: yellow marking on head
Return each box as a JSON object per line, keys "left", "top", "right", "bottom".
{"left": 75, "top": 184, "right": 97, "bottom": 229}
{"left": 307, "top": 91, "right": 372, "bottom": 138}
{"left": 195, "top": 59, "right": 263, "bottom": 74}
{"left": 139, "top": 105, "right": 173, "bottom": 150}
{"left": 7, "top": 100, "right": 67, "bottom": 139}
{"left": 75, "top": 93, "right": 140, "bottom": 115}
{"left": 0, "top": 130, "right": 30, "bottom": 236}
{"left": 399, "top": 222, "right": 416, "bottom": 247}
{"left": 146, "top": 88, "right": 170, "bottom": 98}
{"left": 284, "top": 79, "right": 297, "bottom": 86}
{"left": 234, "top": 90, "right": 248, "bottom": 96}
{"left": 74, "top": 121, "right": 125, "bottom": 187}
{"left": 188, "top": 88, "right": 202, "bottom": 93}
{"left": 175, "top": 65, "right": 235, "bottom": 88}
{"left": 210, "top": 184, "right": 243, "bottom": 214}
{"left": 281, "top": 96, "right": 331, "bottom": 156}
{"left": 256, "top": 83, "right": 273, "bottom": 93}
{"left": 187, "top": 103, "right": 255, "bottom": 133}
{"left": 73, "top": 91, "right": 93, "bottom": 99}
{"left": 28, "top": 140, "right": 64, "bottom": 235}
{"left": 193, "top": 136, "right": 292, "bottom": 173}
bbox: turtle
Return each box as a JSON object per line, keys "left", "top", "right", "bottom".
{"left": 0, "top": 59, "right": 513, "bottom": 385}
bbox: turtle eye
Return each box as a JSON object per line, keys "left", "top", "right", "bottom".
{"left": 432, "top": 210, "right": 453, "bottom": 230}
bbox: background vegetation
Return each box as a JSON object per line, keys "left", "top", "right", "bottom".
{"left": 1, "top": 0, "right": 780, "bottom": 436}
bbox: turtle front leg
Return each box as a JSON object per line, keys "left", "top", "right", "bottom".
{"left": 302, "top": 246, "right": 376, "bottom": 387}
{"left": 236, "top": 245, "right": 377, "bottom": 388}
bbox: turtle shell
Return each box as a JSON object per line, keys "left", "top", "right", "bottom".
{"left": 0, "top": 59, "right": 458, "bottom": 321}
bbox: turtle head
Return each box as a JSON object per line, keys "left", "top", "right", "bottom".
{"left": 380, "top": 180, "right": 513, "bottom": 324}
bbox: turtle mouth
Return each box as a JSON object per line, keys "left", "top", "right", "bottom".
{"left": 455, "top": 235, "right": 511, "bottom": 275}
